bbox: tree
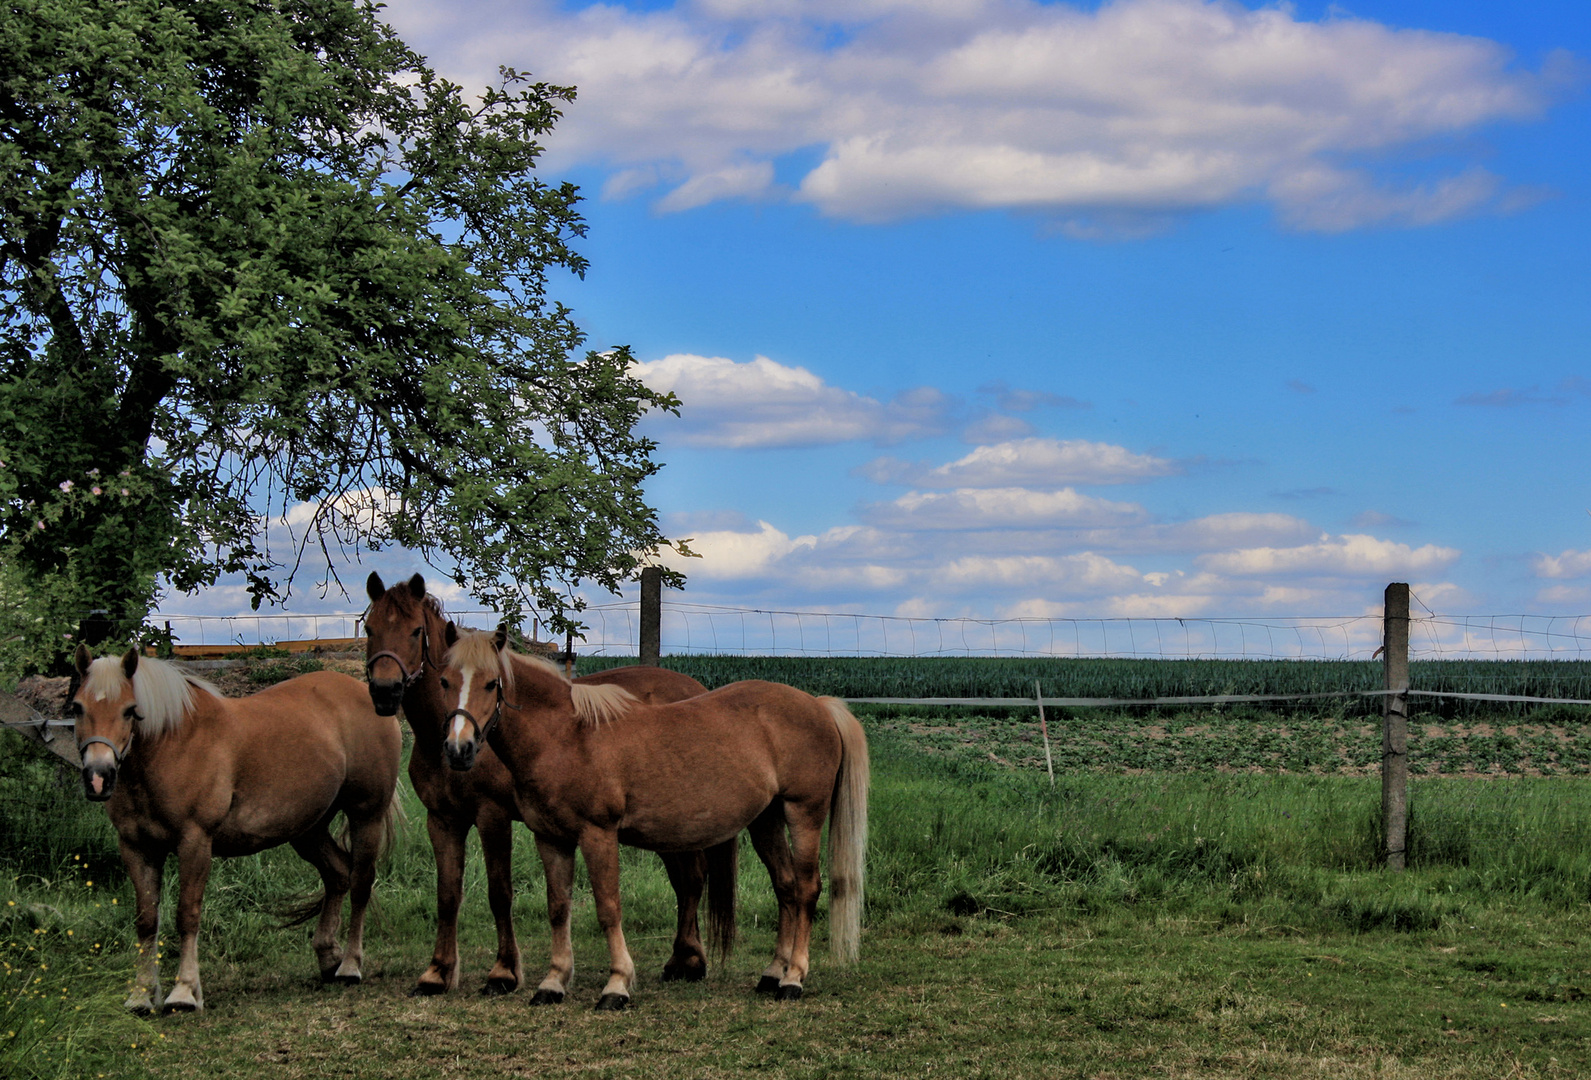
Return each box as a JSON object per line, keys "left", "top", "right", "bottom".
{"left": 0, "top": 0, "right": 685, "bottom": 669}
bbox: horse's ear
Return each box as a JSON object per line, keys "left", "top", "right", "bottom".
{"left": 74, "top": 644, "right": 92, "bottom": 677}
{"left": 494, "top": 624, "right": 509, "bottom": 653}
{"left": 366, "top": 571, "right": 385, "bottom": 602}
{"left": 407, "top": 573, "right": 426, "bottom": 599}
{"left": 444, "top": 621, "right": 458, "bottom": 648}
{"left": 120, "top": 648, "right": 140, "bottom": 681}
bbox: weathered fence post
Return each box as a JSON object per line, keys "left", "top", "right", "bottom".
{"left": 639, "top": 566, "right": 662, "bottom": 667}
{"left": 1382, "top": 581, "right": 1411, "bottom": 871}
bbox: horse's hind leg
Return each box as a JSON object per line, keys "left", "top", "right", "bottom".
{"left": 773, "top": 799, "right": 828, "bottom": 1000}
{"left": 747, "top": 802, "right": 797, "bottom": 994}
{"left": 479, "top": 808, "right": 523, "bottom": 994}
{"left": 333, "top": 806, "right": 392, "bottom": 985}
{"left": 163, "top": 828, "right": 215, "bottom": 1013}
{"left": 119, "top": 840, "right": 164, "bottom": 1014}
{"left": 291, "top": 821, "right": 352, "bottom": 982}
{"left": 659, "top": 850, "right": 708, "bottom": 982}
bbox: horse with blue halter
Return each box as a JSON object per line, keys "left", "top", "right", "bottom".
{"left": 437, "top": 625, "right": 869, "bottom": 1008}
{"left": 363, "top": 572, "right": 730, "bottom": 995}
{"left": 71, "top": 645, "right": 401, "bottom": 1013}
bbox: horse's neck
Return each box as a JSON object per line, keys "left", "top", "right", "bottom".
{"left": 402, "top": 611, "right": 451, "bottom": 755}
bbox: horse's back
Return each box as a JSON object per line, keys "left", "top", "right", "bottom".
{"left": 577, "top": 665, "right": 706, "bottom": 705}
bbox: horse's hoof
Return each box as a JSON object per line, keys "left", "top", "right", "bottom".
{"left": 333, "top": 972, "right": 362, "bottom": 987}
{"left": 481, "top": 977, "right": 517, "bottom": 996}
{"left": 756, "top": 975, "right": 781, "bottom": 994}
{"left": 594, "top": 993, "right": 630, "bottom": 1011}
{"left": 661, "top": 961, "right": 706, "bottom": 983}
{"left": 162, "top": 1000, "right": 200, "bottom": 1015}
{"left": 125, "top": 999, "right": 156, "bottom": 1016}
{"left": 775, "top": 984, "right": 804, "bottom": 1001}
{"left": 409, "top": 980, "right": 447, "bottom": 997}
{"left": 529, "top": 989, "right": 565, "bottom": 1006}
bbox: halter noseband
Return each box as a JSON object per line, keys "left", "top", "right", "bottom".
{"left": 446, "top": 688, "right": 505, "bottom": 751}
{"left": 78, "top": 726, "right": 135, "bottom": 767}
{"left": 366, "top": 618, "right": 432, "bottom": 690}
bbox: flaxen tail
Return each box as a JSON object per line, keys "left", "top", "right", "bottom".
{"left": 704, "top": 837, "right": 739, "bottom": 962}
{"left": 821, "top": 697, "right": 869, "bottom": 963}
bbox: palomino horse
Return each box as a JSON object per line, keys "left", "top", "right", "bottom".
{"left": 363, "top": 572, "right": 729, "bottom": 995}
{"left": 71, "top": 646, "right": 401, "bottom": 1013}
{"left": 438, "top": 626, "right": 869, "bottom": 1008}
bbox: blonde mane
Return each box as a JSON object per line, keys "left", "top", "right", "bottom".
{"left": 83, "top": 654, "right": 221, "bottom": 736}
{"left": 446, "top": 631, "right": 636, "bottom": 727}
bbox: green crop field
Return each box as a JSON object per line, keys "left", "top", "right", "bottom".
{"left": 6, "top": 655, "right": 1591, "bottom": 1078}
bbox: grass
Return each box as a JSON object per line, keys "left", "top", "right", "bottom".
{"left": 6, "top": 654, "right": 1591, "bottom": 1076}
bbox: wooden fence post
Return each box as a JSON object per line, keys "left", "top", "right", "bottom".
{"left": 640, "top": 566, "right": 662, "bottom": 667}
{"left": 1382, "top": 582, "right": 1410, "bottom": 871}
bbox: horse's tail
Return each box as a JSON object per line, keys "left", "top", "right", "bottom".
{"left": 704, "top": 837, "right": 739, "bottom": 962}
{"left": 821, "top": 696, "right": 869, "bottom": 964}
{"left": 276, "top": 793, "right": 405, "bottom": 928}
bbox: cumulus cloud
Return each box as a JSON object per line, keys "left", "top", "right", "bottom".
{"left": 632, "top": 353, "right": 954, "bottom": 447}
{"left": 1197, "top": 534, "right": 1460, "bottom": 578}
{"left": 379, "top": 0, "right": 1576, "bottom": 230}
{"left": 859, "top": 437, "right": 1179, "bottom": 487}
{"left": 657, "top": 519, "right": 817, "bottom": 578}
{"left": 861, "top": 487, "right": 1148, "bottom": 530}
{"left": 1534, "top": 549, "right": 1591, "bottom": 580}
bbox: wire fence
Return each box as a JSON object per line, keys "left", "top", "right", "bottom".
{"left": 143, "top": 601, "right": 1591, "bottom": 663}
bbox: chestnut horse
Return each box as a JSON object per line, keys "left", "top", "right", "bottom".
{"left": 363, "top": 572, "right": 729, "bottom": 996}
{"left": 71, "top": 646, "right": 401, "bottom": 1013}
{"left": 438, "top": 626, "right": 868, "bottom": 1008}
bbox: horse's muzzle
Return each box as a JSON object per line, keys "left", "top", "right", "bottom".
{"left": 81, "top": 765, "right": 116, "bottom": 801}
{"left": 444, "top": 738, "right": 479, "bottom": 772}
{"left": 368, "top": 680, "right": 403, "bottom": 717}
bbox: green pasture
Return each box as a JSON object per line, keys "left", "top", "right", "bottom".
{"left": 5, "top": 657, "right": 1591, "bottom": 1076}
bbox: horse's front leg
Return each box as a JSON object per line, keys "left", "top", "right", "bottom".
{"left": 413, "top": 812, "right": 469, "bottom": 995}
{"left": 530, "top": 835, "right": 577, "bottom": 1005}
{"left": 163, "top": 828, "right": 214, "bottom": 1013}
{"left": 478, "top": 807, "right": 523, "bottom": 994}
{"left": 580, "top": 828, "right": 635, "bottom": 1010}
{"left": 118, "top": 839, "right": 164, "bottom": 1014}
{"left": 658, "top": 850, "right": 707, "bottom": 982}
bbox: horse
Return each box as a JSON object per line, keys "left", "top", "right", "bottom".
{"left": 437, "top": 625, "right": 868, "bottom": 1009}
{"left": 362, "top": 571, "right": 730, "bottom": 996}
{"left": 70, "top": 645, "right": 402, "bottom": 1014}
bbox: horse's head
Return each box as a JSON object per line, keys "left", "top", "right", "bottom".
{"left": 364, "top": 571, "right": 434, "bottom": 716}
{"left": 70, "top": 645, "right": 141, "bottom": 802}
{"left": 438, "top": 624, "right": 513, "bottom": 772}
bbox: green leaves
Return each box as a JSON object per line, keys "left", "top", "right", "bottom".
{"left": 0, "top": 0, "right": 684, "bottom": 664}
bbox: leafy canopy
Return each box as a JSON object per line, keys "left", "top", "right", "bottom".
{"left": 0, "top": 0, "right": 685, "bottom": 667}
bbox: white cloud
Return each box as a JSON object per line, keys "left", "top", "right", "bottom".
{"left": 658, "top": 519, "right": 816, "bottom": 579}
{"left": 939, "top": 552, "right": 1144, "bottom": 594}
{"left": 859, "top": 437, "right": 1178, "bottom": 487}
{"left": 1534, "top": 549, "right": 1591, "bottom": 580}
{"left": 379, "top": 0, "right": 1572, "bottom": 229}
{"left": 862, "top": 486, "right": 1148, "bottom": 530}
{"left": 1197, "top": 533, "right": 1461, "bottom": 578}
{"left": 632, "top": 353, "right": 954, "bottom": 447}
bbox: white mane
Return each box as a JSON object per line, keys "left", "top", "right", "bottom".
{"left": 83, "top": 654, "right": 221, "bottom": 736}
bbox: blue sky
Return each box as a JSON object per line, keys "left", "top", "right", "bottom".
{"left": 170, "top": 0, "right": 1591, "bottom": 640}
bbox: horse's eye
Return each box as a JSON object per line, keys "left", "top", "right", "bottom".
{"left": 123, "top": 706, "right": 139, "bottom": 721}
{"left": 412, "top": 626, "right": 422, "bottom": 638}
{"left": 485, "top": 680, "right": 499, "bottom": 693}
{"left": 67, "top": 701, "right": 83, "bottom": 717}
{"left": 439, "top": 677, "right": 451, "bottom": 691}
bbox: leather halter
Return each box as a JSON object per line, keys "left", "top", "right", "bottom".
{"left": 78, "top": 726, "right": 135, "bottom": 767}
{"left": 366, "top": 616, "right": 432, "bottom": 690}
{"left": 445, "top": 687, "right": 505, "bottom": 752}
